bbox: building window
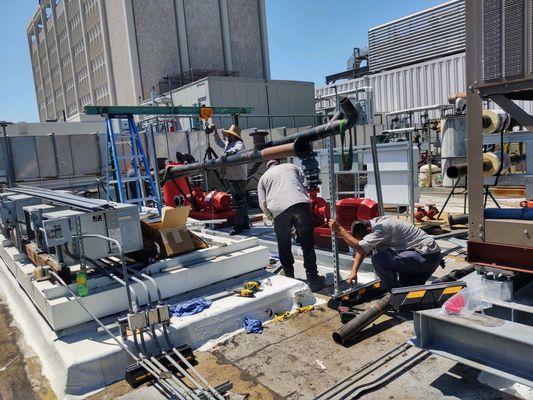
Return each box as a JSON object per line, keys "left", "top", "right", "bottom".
{"left": 54, "top": 87, "right": 63, "bottom": 99}
{"left": 80, "top": 94, "right": 92, "bottom": 107}
{"left": 73, "top": 40, "right": 85, "bottom": 59}
{"left": 65, "top": 77, "right": 75, "bottom": 92}
{"left": 90, "top": 53, "right": 105, "bottom": 73}
{"left": 69, "top": 12, "right": 81, "bottom": 30}
{"left": 67, "top": 101, "right": 78, "bottom": 116}
{"left": 48, "top": 42, "right": 57, "bottom": 55}
{"left": 95, "top": 82, "right": 108, "bottom": 101}
{"left": 83, "top": 0, "right": 97, "bottom": 14}
{"left": 87, "top": 23, "right": 101, "bottom": 44}
{"left": 61, "top": 53, "right": 71, "bottom": 68}
{"left": 58, "top": 29, "right": 67, "bottom": 46}
{"left": 76, "top": 66, "right": 88, "bottom": 83}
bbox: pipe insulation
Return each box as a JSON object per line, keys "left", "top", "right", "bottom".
{"left": 482, "top": 109, "right": 510, "bottom": 134}
{"left": 446, "top": 151, "right": 523, "bottom": 179}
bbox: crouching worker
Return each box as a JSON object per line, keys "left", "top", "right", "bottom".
{"left": 328, "top": 217, "right": 442, "bottom": 290}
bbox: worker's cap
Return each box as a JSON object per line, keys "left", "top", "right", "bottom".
{"left": 266, "top": 160, "right": 280, "bottom": 169}
{"left": 222, "top": 124, "right": 242, "bottom": 139}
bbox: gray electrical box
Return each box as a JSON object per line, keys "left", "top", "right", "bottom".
{"left": 23, "top": 204, "right": 61, "bottom": 248}
{"left": 4, "top": 195, "right": 42, "bottom": 242}
{"left": 42, "top": 204, "right": 143, "bottom": 261}
{"left": 42, "top": 217, "right": 72, "bottom": 248}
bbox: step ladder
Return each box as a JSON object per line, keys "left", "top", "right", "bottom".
{"left": 104, "top": 115, "right": 161, "bottom": 214}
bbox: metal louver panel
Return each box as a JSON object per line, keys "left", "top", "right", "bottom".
{"left": 504, "top": 0, "right": 525, "bottom": 79}
{"left": 368, "top": 0, "right": 465, "bottom": 73}
{"left": 482, "top": 0, "right": 503, "bottom": 82}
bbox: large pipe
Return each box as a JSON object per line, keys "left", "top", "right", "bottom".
{"left": 446, "top": 160, "right": 493, "bottom": 179}
{"left": 448, "top": 207, "right": 533, "bottom": 227}
{"left": 332, "top": 294, "right": 392, "bottom": 346}
{"left": 446, "top": 152, "right": 524, "bottom": 179}
{"left": 163, "top": 98, "right": 358, "bottom": 179}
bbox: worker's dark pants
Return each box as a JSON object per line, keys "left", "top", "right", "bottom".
{"left": 229, "top": 180, "right": 249, "bottom": 228}
{"left": 371, "top": 250, "right": 442, "bottom": 291}
{"left": 274, "top": 203, "right": 318, "bottom": 278}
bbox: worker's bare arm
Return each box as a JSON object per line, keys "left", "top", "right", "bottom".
{"left": 348, "top": 251, "right": 365, "bottom": 285}
{"left": 328, "top": 219, "right": 366, "bottom": 285}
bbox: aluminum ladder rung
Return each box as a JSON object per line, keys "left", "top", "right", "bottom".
{"left": 115, "top": 155, "right": 142, "bottom": 161}
{"left": 109, "top": 175, "right": 151, "bottom": 184}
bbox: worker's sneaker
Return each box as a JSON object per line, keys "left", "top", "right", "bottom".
{"left": 306, "top": 274, "right": 328, "bottom": 291}
{"left": 229, "top": 226, "right": 243, "bottom": 236}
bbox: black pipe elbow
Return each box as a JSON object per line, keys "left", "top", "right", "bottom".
{"left": 339, "top": 97, "right": 358, "bottom": 128}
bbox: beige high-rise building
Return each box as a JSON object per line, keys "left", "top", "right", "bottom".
{"left": 27, "top": 0, "right": 270, "bottom": 122}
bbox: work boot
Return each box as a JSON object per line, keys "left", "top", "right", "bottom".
{"left": 306, "top": 274, "right": 328, "bottom": 291}
{"left": 279, "top": 268, "right": 295, "bottom": 279}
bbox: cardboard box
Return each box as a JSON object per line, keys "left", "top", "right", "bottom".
{"left": 141, "top": 206, "right": 207, "bottom": 258}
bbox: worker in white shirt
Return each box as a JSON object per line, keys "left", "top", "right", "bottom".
{"left": 258, "top": 160, "right": 327, "bottom": 290}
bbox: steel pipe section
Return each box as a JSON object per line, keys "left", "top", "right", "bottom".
{"left": 163, "top": 98, "right": 358, "bottom": 179}
{"left": 332, "top": 294, "right": 392, "bottom": 345}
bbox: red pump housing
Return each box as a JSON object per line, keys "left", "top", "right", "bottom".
{"left": 162, "top": 162, "right": 236, "bottom": 220}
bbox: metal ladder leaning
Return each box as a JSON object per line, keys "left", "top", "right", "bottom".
{"left": 104, "top": 114, "right": 162, "bottom": 214}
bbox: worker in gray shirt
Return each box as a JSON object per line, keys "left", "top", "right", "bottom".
{"left": 258, "top": 160, "right": 326, "bottom": 289}
{"left": 329, "top": 216, "right": 442, "bottom": 290}
{"left": 215, "top": 125, "right": 250, "bottom": 235}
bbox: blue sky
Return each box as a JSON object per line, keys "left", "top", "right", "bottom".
{"left": 0, "top": 0, "right": 444, "bottom": 122}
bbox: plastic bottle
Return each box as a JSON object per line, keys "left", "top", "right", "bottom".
{"left": 77, "top": 271, "right": 89, "bottom": 297}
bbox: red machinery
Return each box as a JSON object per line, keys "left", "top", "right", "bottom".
{"left": 162, "top": 162, "right": 236, "bottom": 220}
{"left": 312, "top": 195, "right": 379, "bottom": 251}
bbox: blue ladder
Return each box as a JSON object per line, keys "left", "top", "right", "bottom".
{"left": 104, "top": 114, "right": 162, "bottom": 215}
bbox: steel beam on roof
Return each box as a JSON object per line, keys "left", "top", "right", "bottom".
{"left": 83, "top": 105, "right": 253, "bottom": 116}
{"left": 412, "top": 308, "right": 533, "bottom": 387}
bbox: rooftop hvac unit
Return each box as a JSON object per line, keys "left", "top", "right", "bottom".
{"left": 368, "top": 0, "right": 466, "bottom": 72}
{"left": 481, "top": 0, "right": 533, "bottom": 90}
